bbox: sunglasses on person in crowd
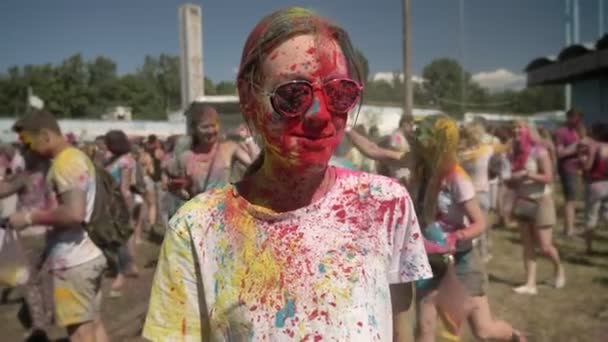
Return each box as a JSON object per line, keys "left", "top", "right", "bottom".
{"left": 265, "top": 78, "right": 363, "bottom": 118}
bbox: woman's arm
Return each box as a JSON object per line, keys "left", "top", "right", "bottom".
{"left": 456, "top": 198, "right": 485, "bottom": 242}
{"left": 120, "top": 167, "right": 134, "bottom": 209}
{"left": 525, "top": 149, "right": 554, "bottom": 184}
{"left": 345, "top": 130, "right": 405, "bottom": 167}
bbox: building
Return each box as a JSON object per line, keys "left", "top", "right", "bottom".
{"left": 179, "top": 4, "right": 204, "bottom": 109}
{"left": 101, "top": 106, "right": 132, "bottom": 121}
{"left": 525, "top": 34, "right": 608, "bottom": 124}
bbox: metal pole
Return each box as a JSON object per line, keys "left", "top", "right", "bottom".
{"left": 402, "top": 0, "right": 413, "bottom": 118}
{"left": 459, "top": 0, "right": 466, "bottom": 116}
{"left": 573, "top": 0, "right": 580, "bottom": 43}
{"left": 600, "top": 0, "right": 605, "bottom": 37}
{"left": 565, "top": 0, "right": 572, "bottom": 109}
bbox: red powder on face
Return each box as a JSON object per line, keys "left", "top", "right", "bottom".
{"left": 270, "top": 51, "right": 279, "bottom": 60}
{"left": 290, "top": 64, "right": 298, "bottom": 71}
{"left": 306, "top": 47, "right": 316, "bottom": 55}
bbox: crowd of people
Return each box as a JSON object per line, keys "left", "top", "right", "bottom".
{"left": 0, "top": 6, "right": 606, "bottom": 342}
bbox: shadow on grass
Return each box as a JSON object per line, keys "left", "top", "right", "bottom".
{"left": 593, "top": 277, "right": 608, "bottom": 287}
{"left": 488, "top": 273, "right": 520, "bottom": 287}
{"left": 505, "top": 236, "right": 522, "bottom": 246}
{"left": 562, "top": 254, "right": 601, "bottom": 268}
{"left": 0, "top": 287, "right": 22, "bottom": 305}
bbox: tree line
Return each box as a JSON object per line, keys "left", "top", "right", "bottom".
{"left": 0, "top": 53, "right": 563, "bottom": 120}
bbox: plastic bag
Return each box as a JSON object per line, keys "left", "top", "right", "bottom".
{"left": 0, "top": 228, "right": 30, "bottom": 287}
{"left": 435, "top": 258, "right": 471, "bottom": 336}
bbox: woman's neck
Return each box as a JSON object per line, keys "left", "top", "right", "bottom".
{"left": 239, "top": 161, "right": 336, "bottom": 213}
{"left": 191, "top": 140, "right": 216, "bottom": 154}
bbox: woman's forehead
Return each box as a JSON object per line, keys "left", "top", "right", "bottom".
{"left": 262, "top": 34, "right": 347, "bottom": 81}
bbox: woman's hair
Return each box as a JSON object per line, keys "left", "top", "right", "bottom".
{"left": 412, "top": 114, "right": 460, "bottom": 225}
{"left": 510, "top": 119, "right": 541, "bottom": 171}
{"left": 459, "top": 121, "right": 484, "bottom": 151}
{"left": 104, "top": 130, "right": 131, "bottom": 157}
{"left": 237, "top": 7, "right": 362, "bottom": 177}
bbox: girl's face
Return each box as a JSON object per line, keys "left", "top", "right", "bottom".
{"left": 255, "top": 33, "right": 352, "bottom": 171}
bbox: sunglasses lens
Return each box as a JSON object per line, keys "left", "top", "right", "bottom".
{"left": 324, "top": 79, "right": 361, "bottom": 113}
{"left": 272, "top": 82, "right": 313, "bottom": 117}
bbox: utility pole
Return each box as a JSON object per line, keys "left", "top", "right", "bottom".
{"left": 600, "top": 0, "right": 605, "bottom": 37}
{"left": 565, "top": 0, "right": 572, "bottom": 109}
{"left": 402, "top": 0, "right": 413, "bottom": 118}
{"left": 459, "top": 0, "right": 466, "bottom": 116}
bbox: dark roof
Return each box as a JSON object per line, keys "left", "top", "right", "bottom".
{"left": 525, "top": 34, "right": 608, "bottom": 86}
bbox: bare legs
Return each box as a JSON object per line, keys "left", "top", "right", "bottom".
{"left": 514, "top": 223, "right": 565, "bottom": 294}
{"left": 564, "top": 200, "right": 576, "bottom": 236}
{"left": 416, "top": 291, "right": 523, "bottom": 341}
{"left": 66, "top": 318, "right": 109, "bottom": 342}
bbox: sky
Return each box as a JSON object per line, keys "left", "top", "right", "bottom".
{"left": 0, "top": 0, "right": 605, "bottom": 91}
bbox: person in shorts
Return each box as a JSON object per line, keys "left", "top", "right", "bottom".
{"left": 554, "top": 109, "right": 584, "bottom": 236}
{"left": 9, "top": 110, "right": 109, "bottom": 342}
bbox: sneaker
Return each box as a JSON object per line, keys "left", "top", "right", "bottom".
{"left": 513, "top": 285, "right": 537, "bottom": 295}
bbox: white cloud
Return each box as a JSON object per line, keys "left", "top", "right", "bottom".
{"left": 471, "top": 69, "right": 526, "bottom": 92}
{"left": 371, "top": 72, "right": 424, "bottom": 84}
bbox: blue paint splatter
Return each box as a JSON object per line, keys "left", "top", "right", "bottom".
{"left": 318, "top": 263, "right": 326, "bottom": 274}
{"left": 305, "top": 98, "right": 320, "bottom": 118}
{"left": 275, "top": 299, "right": 296, "bottom": 328}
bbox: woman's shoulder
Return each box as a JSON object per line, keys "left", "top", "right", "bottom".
{"left": 168, "top": 186, "right": 230, "bottom": 232}
{"left": 336, "top": 167, "right": 412, "bottom": 201}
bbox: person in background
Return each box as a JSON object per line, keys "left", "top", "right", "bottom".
{"left": 104, "top": 130, "right": 139, "bottom": 297}
{"left": 9, "top": 110, "right": 109, "bottom": 342}
{"left": 412, "top": 115, "right": 523, "bottom": 342}
{"left": 578, "top": 122, "right": 608, "bottom": 254}
{"left": 92, "top": 135, "right": 108, "bottom": 166}
{"left": 145, "top": 135, "right": 164, "bottom": 232}
{"left": 227, "top": 123, "right": 260, "bottom": 183}
{"left": 509, "top": 120, "right": 565, "bottom": 295}
{"left": 144, "top": 7, "right": 431, "bottom": 341}
{"left": 165, "top": 104, "right": 258, "bottom": 201}
{"left": 345, "top": 124, "right": 377, "bottom": 173}
{"left": 459, "top": 122, "right": 508, "bottom": 263}
{"left": 538, "top": 127, "right": 557, "bottom": 169}
{"left": 554, "top": 109, "right": 584, "bottom": 237}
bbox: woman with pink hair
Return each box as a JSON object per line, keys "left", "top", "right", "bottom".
{"left": 509, "top": 120, "right": 565, "bottom": 295}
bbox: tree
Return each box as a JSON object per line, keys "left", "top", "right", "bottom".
{"left": 422, "top": 58, "right": 470, "bottom": 115}
{"left": 215, "top": 81, "right": 237, "bottom": 95}
{"left": 204, "top": 77, "right": 216, "bottom": 95}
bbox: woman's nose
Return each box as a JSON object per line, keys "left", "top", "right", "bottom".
{"left": 303, "top": 96, "right": 331, "bottom": 129}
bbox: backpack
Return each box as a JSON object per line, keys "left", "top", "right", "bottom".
{"left": 130, "top": 162, "right": 147, "bottom": 195}
{"left": 86, "top": 164, "right": 133, "bottom": 272}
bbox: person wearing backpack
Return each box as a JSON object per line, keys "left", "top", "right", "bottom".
{"left": 9, "top": 110, "right": 110, "bottom": 342}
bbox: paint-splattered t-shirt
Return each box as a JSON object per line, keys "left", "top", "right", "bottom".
{"left": 46, "top": 147, "right": 102, "bottom": 270}
{"left": 143, "top": 167, "right": 432, "bottom": 342}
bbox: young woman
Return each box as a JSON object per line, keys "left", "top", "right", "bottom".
{"left": 143, "top": 7, "right": 431, "bottom": 341}
{"left": 412, "top": 115, "right": 523, "bottom": 342}
{"left": 104, "top": 130, "right": 138, "bottom": 297}
{"left": 509, "top": 120, "right": 565, "bottom": 295}
{"left": 578, "top": 123, "right": 608, "bottom": 254}
{"left": 459, "top": 122, "right": 508, "bottom": 262}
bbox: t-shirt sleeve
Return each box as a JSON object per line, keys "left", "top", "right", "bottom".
{"left": 450, "top": 170, "right": 476, "bottom": 204}
{"left": 387, "top": 193, "right": 433, "bottom": 284}
{"left": 143, "top": 213, "right": 202, "bottom": 341}
{"left": 51, "top": 152, "right": 92, "bottom": 195}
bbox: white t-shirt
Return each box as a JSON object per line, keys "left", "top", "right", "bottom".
{"left": 144, "top": 168, "right": 432, "bottom": 341}
{"left": 46, "top": 147, "right": 102, "bottom": 270}
{"left": 436, "top": 166, "right": 477, "bottom": 251}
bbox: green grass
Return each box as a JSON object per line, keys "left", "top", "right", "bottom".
{"left": 456, "top": 217, "right": 608, "bottom": 342}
